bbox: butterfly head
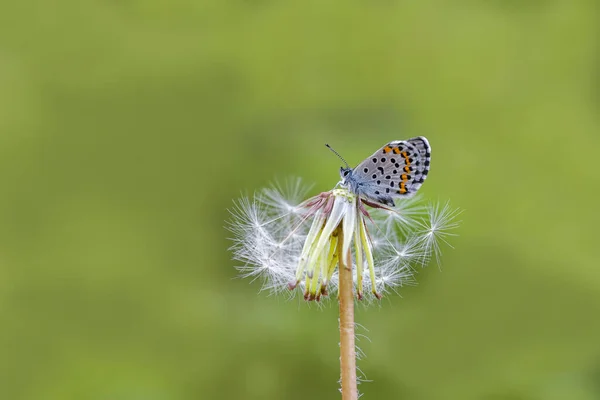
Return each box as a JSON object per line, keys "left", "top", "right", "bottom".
{"left": 339, "top": 167, "right": 352, "bottom": 185}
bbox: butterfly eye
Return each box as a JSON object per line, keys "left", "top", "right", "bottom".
{"left": 343, "top": 170, "right": 350, "bottom": 176}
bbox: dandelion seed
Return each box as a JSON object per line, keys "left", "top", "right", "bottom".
{"left": 417, "top": 200, "right": 463, "bottom": 266}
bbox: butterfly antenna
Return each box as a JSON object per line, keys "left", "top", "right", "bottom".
{"left": 325, "top": 144, "right": 350, "bottom": 168}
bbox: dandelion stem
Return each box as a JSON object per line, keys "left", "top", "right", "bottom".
{"left": 337, "top": 226, "right": 358, "bottom": 400}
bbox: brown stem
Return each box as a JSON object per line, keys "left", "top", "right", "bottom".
{"left": 338, "top": 227, "right": 358, "bottom": 400}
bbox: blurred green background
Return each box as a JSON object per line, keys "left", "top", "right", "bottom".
{"left": 1, "top": 1, "right": 599, "bottom": 399}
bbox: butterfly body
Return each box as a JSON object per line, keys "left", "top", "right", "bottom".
{"left": 339, "top": 137, "right": 431, "bottom": 207}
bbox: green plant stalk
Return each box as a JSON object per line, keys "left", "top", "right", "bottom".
{"left": 337, "top": 226, "right": 358, "bottom": 400}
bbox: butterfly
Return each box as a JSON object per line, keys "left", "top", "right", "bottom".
{"left": 332, "top": 137, "right": 431, "bottom": 207}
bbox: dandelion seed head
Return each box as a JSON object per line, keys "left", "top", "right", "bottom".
{"left": 227, "top": 177, "right": 461, "bottom": 301}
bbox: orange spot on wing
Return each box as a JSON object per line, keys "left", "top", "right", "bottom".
{"left": 399, "top": 181, "right": 407, "bottom": 194}
{"left": 398, "top": 150, "right": 411, "bottom": 195}
{"left": 393, "top": 147, "right": 401, "bottom": 154}
{"left": 401, "top": 151, "right": 412, "bottom": 173}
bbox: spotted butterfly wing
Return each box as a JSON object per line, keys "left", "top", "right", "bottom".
{"left": 351, "top": 137, "right": 431, "bottom": 206}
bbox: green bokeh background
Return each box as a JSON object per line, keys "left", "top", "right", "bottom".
{"left": 1, "top": 1, "right": 598, "bottom": 399}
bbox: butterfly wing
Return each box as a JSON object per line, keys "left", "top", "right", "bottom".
{"left": 351, "top": 137, "right": 431, "bottom": 206}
